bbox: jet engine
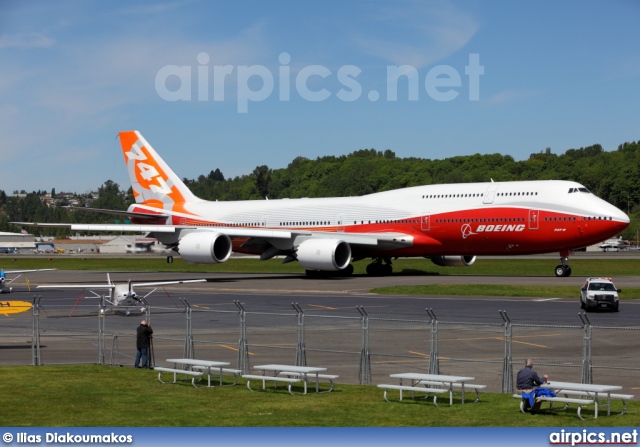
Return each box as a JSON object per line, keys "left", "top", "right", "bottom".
{"left": 178, "top": 232, "right": 232, "bottom": 264}
{"left": 296, "top": 239, "right": 352, "bottom": 271}
{"left": 430, "top": 255, "right": 477, "bottom": 267}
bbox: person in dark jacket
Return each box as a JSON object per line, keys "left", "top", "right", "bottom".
{"left": 135, "top": 319, "right": 153, "bottom": 368}
{"left": 516, "top": 358, "right": 548, "bottom": 412}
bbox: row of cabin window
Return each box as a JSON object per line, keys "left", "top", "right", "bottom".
{"left": 435, "top": 217, "right": 526, "bottom": 224}
{"left": 422, "top": 193, "right": 483, "bottom": 199}
{"left": 421, "top": 191, "right": 540, "bottom": 199}
{"left": 544, "top": 216, "right": 613, "bottom": 222}
{"left": 279, "top": 221, "right": 331, "bottom": 226}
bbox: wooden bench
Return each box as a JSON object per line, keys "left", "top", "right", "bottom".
{"left": 418, "top": 380, "right": 487, "bottom": 403}
{"left": 154, "top": 366, "right": 204, "bottom": 388}
{"left": 192, "top": 366, "right": 242, "bottom": 386}
{"left": 278, "top": 371, "right": 339, "bottom": 393}
{"left": 242, "top": 374, "right": 301, "bottom": 395}
{"left": 513, "top": 393, "right": 594, "bottom": 420}
{"left": 554, "top": 390, "right": 634, "bottom": 415}
{"left": 377, "top": 384, "right": 449, "bottom": 406}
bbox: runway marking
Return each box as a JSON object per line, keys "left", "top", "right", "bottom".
{"left": 216, "top": 344, "right": 255, "bottom": 355}
{"left": 511, "top": 340, "right": 549, "bottom": 348}
{"left": 533, "top": 298, "right": 562, "bottom": 302}
{"left": 306, "top": 304, "right": 338, "bottom": 310}
{"left": 433, "top": 334, "right": 557, "bottom": 348}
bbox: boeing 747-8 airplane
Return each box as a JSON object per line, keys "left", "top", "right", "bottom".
{"left": 16, "top": 131, "right": 630, "bottom": 277}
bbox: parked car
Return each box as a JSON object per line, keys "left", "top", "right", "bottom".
{"left": 580, "top": 277, "right": 620, "bottom": 312}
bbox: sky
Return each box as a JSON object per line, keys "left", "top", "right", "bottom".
{"left": 1, "top": 0, "right": 639, "bottom": 194}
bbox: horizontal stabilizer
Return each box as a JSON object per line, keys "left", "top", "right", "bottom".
{"left": 64, "top": 206, "right": 169, "bottom": 220}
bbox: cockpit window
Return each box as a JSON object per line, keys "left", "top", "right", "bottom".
{"left": 568, "top": 187, "right": 591, "bottom": 194}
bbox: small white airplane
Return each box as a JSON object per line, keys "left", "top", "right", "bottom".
{"left": 15, "top": 130, "right": 630, "bottom": 278}
{"left": 0, "top": 269, "right": 56, "bottom": 294}
{"left": 37, "top": 274, "right": 206, "bottom": 315}
{"left": 599, "top": 237, "right": 628, "bottom": 252}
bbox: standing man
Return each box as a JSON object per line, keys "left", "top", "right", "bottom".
{"left": 516, "top": 358, "right": 548, "bottom": 413}
{"left": 135, "top": 319, "right": 153, "bottom": 369}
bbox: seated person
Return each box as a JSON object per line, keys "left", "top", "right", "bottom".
{"left": 516, "top": 358, "right": 548, "bottom": 413}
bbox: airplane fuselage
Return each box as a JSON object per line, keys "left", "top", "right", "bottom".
{"left": 131, "top": 179, "right": 628, "bottom": 258}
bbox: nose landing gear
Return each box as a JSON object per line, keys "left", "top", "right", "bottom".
{"left": 554, "top": 255, "right": 572, "bottom": 277}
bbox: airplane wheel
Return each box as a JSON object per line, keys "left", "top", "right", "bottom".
{"left": 564, "top": 267, "right": 572, "bottom": 277}
{"left": 366, "top": 263, "right": 383, "bottom": 276}
{"left": 382, "top": 263, "right": 393, "bottom": 276}
{"left": 339, "top": 264, "right": 354, "bottom": 277}
{"left": 554, "top": 265, "right": 566, "bottom": 277}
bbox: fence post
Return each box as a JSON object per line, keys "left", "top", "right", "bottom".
{"left": 292, "top": 303, "right": 306, "bottom": 366}
{"left": 31, "top": 295, "right": 41, "bottom": 366}
{"left": 426, "top": 308, "right": 439, "bottom": 374}
{"left": 499, "top": 310, "right": 513, "bottom": 393}
{"left": 234, "top": 301, "right": 249, "bottom": 373}
{"left": 180, "top": 298, "right": 194, "bottom": 359}
{"left": 579, "top": 312, "right": 592, "bottom": 384}
{"left": 98, "top": 295, "right": 106, "bottom": 365}
{"left": 357, "top": 306, "right": 371, "bottom": 385}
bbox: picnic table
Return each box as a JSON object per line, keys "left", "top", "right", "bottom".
{"left": 244, "top": 364, "right": 334, "bottom": 395}
{"left": 540, "top": 381, "right": 624, "bottom": 418}
{"left": 385, "top": 373, "right": 477, "bottom": 405}
{"left": 164, "top": 358, "right": 239, "bottom": 387}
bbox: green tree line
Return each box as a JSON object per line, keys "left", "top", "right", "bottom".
{"left": 2, "top": 141, "right": 639, "bottom": 240}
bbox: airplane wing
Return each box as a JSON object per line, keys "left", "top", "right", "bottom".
{"left": 132, "top": 279, "right": 207, "bottom": 287}
{"left": 37, "top": 279, "right": 207, "bottom": 289}
{"left": 3, "top": 269, "right": 57, "bottom": 275}
{"left": 12, "top": 221, "right": 414, "bottom": 250}
{"left": 37, "top": 284, "right": 116, "bottom": 289}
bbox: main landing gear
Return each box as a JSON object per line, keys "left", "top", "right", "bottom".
{"left": 366, "top": 257, "right": 393, "bottom": 276}
{"left": 554, "top": 255, "right": 572, "bottom": 277}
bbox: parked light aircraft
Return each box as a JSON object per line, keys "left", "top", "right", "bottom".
{"left": 0, "top": 269, "right": 56, "bottom": 294}
{"left": 598, "top": 237, "right": 629, "bottom": 252}
{"left": 16, "top": 131, "right": 630, "bottom": 278}
{"left": 37, "top": 274, "right": 206, "bottom": 315}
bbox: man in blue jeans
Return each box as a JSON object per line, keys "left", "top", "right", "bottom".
{"left": 134, "top": 319, "right": 153, "bottom": 368}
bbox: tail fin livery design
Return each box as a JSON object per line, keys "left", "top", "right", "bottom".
{"left": 119, "top": 131, "right": 202, "bottom": 213}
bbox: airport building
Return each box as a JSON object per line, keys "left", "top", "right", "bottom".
{"left": 0, "top": 231, "right": 36, "bottom": 254}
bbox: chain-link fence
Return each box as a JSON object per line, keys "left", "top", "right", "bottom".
{"left": 2, "top": 297, "right": 638, "bottom": 396}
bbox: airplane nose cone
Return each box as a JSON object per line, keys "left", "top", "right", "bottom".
{"left": 611, "top": 206, "right": 630, "bottom": 224}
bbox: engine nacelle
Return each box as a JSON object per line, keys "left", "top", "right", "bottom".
{"left": 178, "top": 232, "right": 232, "bottom": 264}
{"left": 430, "top": 255, "right": 477, "bottom": 267}
{"left": 296, "top": 239, "right": 352, "bottom": 271}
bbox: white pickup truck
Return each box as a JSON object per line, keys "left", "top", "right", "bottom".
{"left": 580, "top": 277, "right": 621, "bottom": 312}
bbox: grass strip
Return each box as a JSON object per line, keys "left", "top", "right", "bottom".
{"left": 0, "top": 365, "right": 636, "bottom": 427}
{"left": 370, "top": 284, "right": 640, "bottom": 299}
